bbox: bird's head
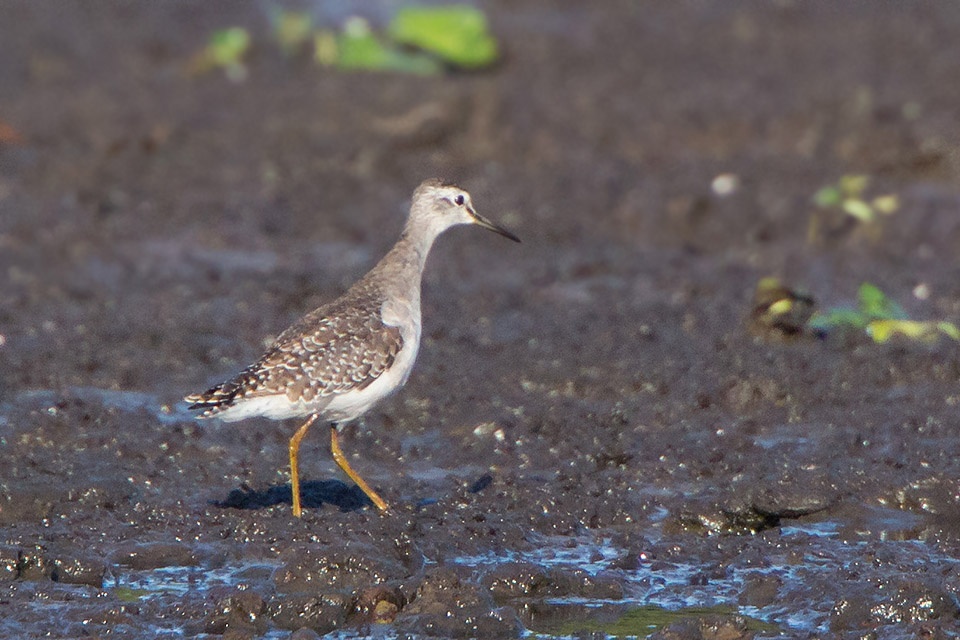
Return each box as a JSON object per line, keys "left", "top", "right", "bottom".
{"left": 409, "top": 178, "right": 521, "bottom": 243}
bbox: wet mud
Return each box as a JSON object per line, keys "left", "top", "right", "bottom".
{"left": 3, "top": 2, "right": 960, "bottom": 638}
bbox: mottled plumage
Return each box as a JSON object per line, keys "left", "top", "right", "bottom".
{"left": 185, "top": 178, "right": 520, "bottom": 517}
{"left": 186, "top": 282, "right": 402, "bottom": 419}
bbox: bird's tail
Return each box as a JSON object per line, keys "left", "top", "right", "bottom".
{"left": 184, "top": 381, "right": 241, "bottom": 418}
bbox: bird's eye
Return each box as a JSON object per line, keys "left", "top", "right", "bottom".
{"left": 454, "top": 194, "right": 465, "bottom": 206}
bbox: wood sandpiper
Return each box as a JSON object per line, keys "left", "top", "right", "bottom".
{"left": 185, "top": 179, "right": 520, "bottom": 516}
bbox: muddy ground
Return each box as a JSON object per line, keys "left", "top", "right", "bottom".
{"left": 3, "top": 2, "right": 960, "bottom": 638}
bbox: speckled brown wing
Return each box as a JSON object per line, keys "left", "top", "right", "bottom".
{"left": 185, "top": 286, "right": 402, "bottom": 417}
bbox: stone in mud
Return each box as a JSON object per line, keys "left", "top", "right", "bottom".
{"left": 604, "top": 535, "right": 656, "bottom": 571}
{"left": 484, "top": 562, "right": 553, "bottom": 601}
{"left": 203, "top": 591, "right": 267, "bottom": 636}
{"left": 745, "top": 482, "right": 835, "bottom": 520}
{"left": 672, "top": 501, "right": 778, "bottom": 535}
{"left": 887, "top": 475, "right": 960, "bottom": 518}
{"left": 15, "top": 547, "right": 52, "bottom": 581}
{"left": 110, "top": 541, "right": 200, "bottom": 569}
{"left": 267, "top": 592, "right": 351, "bottom": 634}
{"left": 397, "top": 568, "right": 522, "bottom": 638}
{"left": 61, "top": 604, "right": 138, "bottom": 630}
{"left": 831, "top": 580, "right": 959, "bottom": 631}
{"left": 646, "top": 614, "right": 756, "bottom": 640}
{"left": 0, "top": 545, "right": 19, "bottom": 581}
{"left": 549, "top": 568, "right": 624, "bottom": 600}
{"left": 673, "top": 483, "right": 833, "bottom": 535}
{"left": 737, "top": 573, "right": 781, "bottom": 609}
{"left": 0, "top": 479, "right": 56, "bottom": 525}
{"left": 273, "top": 541, "right": 410, "bottom": 594}
{"left": 724, "top": 376, "right": 785, "bottom": 413}
{"left": 484, "top": 562, "right": 623, "bottom": 603}
{"left": 51, "top": 550, "right": 107, "bottom": 587}
{"left": 353, "top": 585, "right": 405, "bottom": 624}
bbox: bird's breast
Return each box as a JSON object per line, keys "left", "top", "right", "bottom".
{"left": 381, "top": 295, "right": 421, "bottom": 387}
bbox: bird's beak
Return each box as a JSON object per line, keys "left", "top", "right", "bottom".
{"left": 469, "top": 207, "right": 521, "bottom": 243}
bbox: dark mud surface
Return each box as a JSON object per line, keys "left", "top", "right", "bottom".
{"left": 3, "top": 2, "right": 960, "bottom": 638}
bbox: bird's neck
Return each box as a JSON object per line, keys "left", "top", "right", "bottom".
{"left": 367, "top": 224, "right": 437, "bottom": 299}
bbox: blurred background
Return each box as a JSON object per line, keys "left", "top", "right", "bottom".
{"left": 2, "top": 2, "right": 959, "bottom": 392}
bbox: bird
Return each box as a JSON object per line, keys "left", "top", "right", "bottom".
{"left": 185, "top": 179, "right": 520, "bottom": 517}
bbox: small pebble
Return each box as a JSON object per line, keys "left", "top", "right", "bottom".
{"left": 711, "top": 173, "right": 739, "bottom": 196}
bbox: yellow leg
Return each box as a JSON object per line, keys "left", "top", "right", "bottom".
{"left": 330, "top": 425, "right": 390, "bottom": 512}
{"left": 288, "top": 414, "right": 318, "bottom": 518}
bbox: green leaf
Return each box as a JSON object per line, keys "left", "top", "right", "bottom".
{"left": 337, "top": 17, "right": 442, "bottom": 75}
{"left": 841, "top": 198, "right": 875, "bottom": 222}
{"left": 857, "top": 283, "right": 906, "bottom": 320}
{"left": 809, "top": 282, "right": 958, "bottom": 344}
{"left": 808, "top": 308, "right": 870, "bottom": 332}
{"left": 871, "top": 194, "right": 900, "bottom": 215}
{"left": 532, "top": 604, "right": 780, "bottom": 637}
{"left": 938, "top": 321, "right": 960, "bottom": 340}
{"left": 868, "top": 319, "right": 960, "bottom": 344}
{"left": 191, "top": 27, "right": 250, "bottom": 81}
{"left": 273, "top": 11, "right": 313, "bottom": 55}
{"left": 388, "top": 5, "right": 498, "bottom": 68}
{"left": 314, "top": 29, "right": 338, "bottom": 66}
{"left": 813, "top": 185, "right": 842, "bottom": 208}
{"left": 807, "top": 283, "right": 906, "bottom": 334}
{"left": 767, "top": 298, "right": 795, "bottom": 316}
{"left": 208, "top": 27, "right": 250, "bottom": 67}
{"left": 112, "top": 586, "right": 151, "bottom": 602}
{"left": 839, "top": 174, "right": 869, "bottom": 197}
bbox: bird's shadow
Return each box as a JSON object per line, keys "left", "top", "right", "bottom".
{"left": 214, "top": 479, "right": 373, "bottom": 513}
{"left": 214, "top": 472, "right": 495, "bottom": 513}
